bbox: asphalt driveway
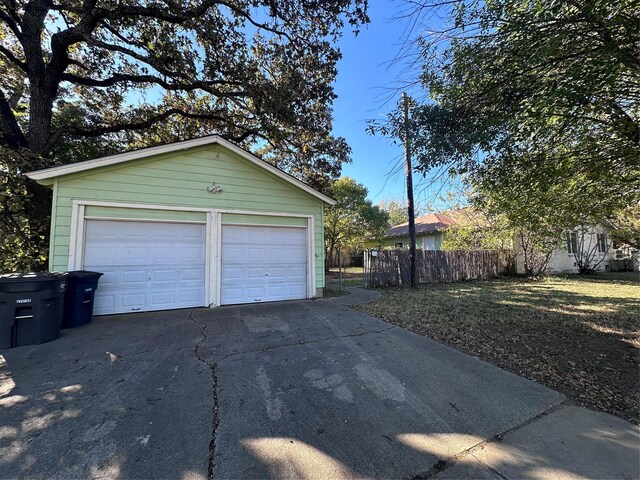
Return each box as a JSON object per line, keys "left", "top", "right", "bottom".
{"left": 1, "top": 289, "right": 638, "bottom": 479}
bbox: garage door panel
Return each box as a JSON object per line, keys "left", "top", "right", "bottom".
{"left": 97, "top": 270, "right": 117, "bottom": 288}
{"left": 244, "top": 286, "right": 267, "bottom": 302}
{"left": 178, "top": 288, "right": 203, "bottom": 303}
{"left": 93, "top": 294, "right": 115, "bottom": 312}
{"left": 152, "top": 269, "right": 177, "bottom": 283}
{"left": 267, "top": 248, "right": 287, "bottom": 262}
{"left": 268, "top": 229, "right": 288, "bottom": 243}
{"left": 179, "top": 246, "right": 206, "bottom": 262}
{"left": 121, "top": 292, "right": 146, "bottom": 308}
{"left": 121, "top": 270, "right": 148, "bottom": 286}
{"left": 267, "top": 284, "right": 306, "bottom": 298}
{"left": 221, "top": 225, "right": 307, "bottom": 305}
{"left": 222, "top": 246, "right": 245, "bottom": 263}
{"left": 268, "top": 267, "right": 286, "bottom": 278}
{"left": 220, "top": 287, "right": 243, "bottom": 304}
{"left": 180, "top": 268, "right": 206, "bottom": 282}
{"left": 247, "top": 267, "right": 267, "bottom": 280}
{"left": 221, "top": 266, "right": 244, "bottom": 281}
{"left": 84, "top": 220, "right": 206, "bottom": 315}
{"left": 150, "top": 290, "right": 177, "bottom": 306}
{"left": 152, "top": 247, "right": 176, "bottom": 262}
{"left": 246, "top": 247, "right": 267, "bottom": 262}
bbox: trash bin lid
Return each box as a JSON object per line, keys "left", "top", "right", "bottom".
{"left": 0, "top": 272, "right": 67, "bottom": 283}
{"left": 64, "top": 270, "right": 104, "bottom": 279}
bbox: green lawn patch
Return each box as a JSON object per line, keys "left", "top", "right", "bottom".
{"left": 354, "top": 272, "right": 640, "bottom": 424}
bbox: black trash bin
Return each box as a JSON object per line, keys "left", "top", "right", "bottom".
{"left": 0, "top": 273, "right": 68, "bottom": 348}
{"left": 62, "top": 271, "right": 103, "bottom": 329}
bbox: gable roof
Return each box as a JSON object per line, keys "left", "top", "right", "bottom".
{"left": 26, "top": 135, "right": 336, "bottom": 205}
{"left": 383, "top": 208, "right": 483, "bottom": 238}
{"left": 385, "top": 213, "right": 457, "bottom": 238}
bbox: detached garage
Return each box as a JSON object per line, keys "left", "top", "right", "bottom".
{"left": 26, "top": 136, "right": 334, "bottom": 315}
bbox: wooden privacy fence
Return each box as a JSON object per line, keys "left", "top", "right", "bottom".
{"left": 364, "top": 249, "right": 512, "bottom": 287}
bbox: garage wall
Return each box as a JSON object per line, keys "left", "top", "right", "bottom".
{"left": 50, "top": 144, "right": 325, "bottom": 289}
{"left": 85, "top": 206, "right": 207, "bottom": 222}
{"left": 221, "top": 213, "right": 307, "bottom": 227}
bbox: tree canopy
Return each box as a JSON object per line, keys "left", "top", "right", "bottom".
{"left": 378, "top": 199, "right": 409, "bottom": 226}
{"left": 0, "top": 0, "right": 369, "bottom": 271}
{"left": 1, "top": 0, "right": 367, "bottom": 160}
{"left": 403, "top": 0, "right": 638, "bottom": 181}
{"left": 324, "top": 177, "right": 388, "bottom": 268}
{"left": 369, "top": 0, "right": 639, "bottom": 273}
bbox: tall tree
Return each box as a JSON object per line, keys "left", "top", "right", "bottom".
{"left": 0, "top": 0, "right": 368, "bottom": 271}
{"left": 324, "top": 177, "right": 389, "bottom": 269}
{"left": 378, "top": 199, "right": 409, "bottom": 226}
{"left": 370, "top": 0, "right": 639, "bottom": 229}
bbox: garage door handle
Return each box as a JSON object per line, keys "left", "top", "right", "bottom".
{"left": 148, "top": 273, "right": 151, "bottom": 281}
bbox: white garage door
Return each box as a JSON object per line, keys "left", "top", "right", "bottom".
{"left": 221, "top": 225, "right": 307, "bottom": 305}
{"left": 83, "top": 220, "right": 206, "bottom": 315}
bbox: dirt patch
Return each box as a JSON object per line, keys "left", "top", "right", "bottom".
{"left": 322, "top": 288, "right": 349, "bottom": 298}
{"left": 355, "top": 273, "right": 640, "bottom": 425}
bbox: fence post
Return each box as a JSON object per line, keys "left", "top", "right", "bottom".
{"left": 338, "top": 247, "right": 343, "bottom": 291}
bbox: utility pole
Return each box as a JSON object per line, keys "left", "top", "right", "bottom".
{"left": 403, "top": 92, "right": 417, "bottom": 288}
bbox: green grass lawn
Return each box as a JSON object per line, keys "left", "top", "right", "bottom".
{"left": 355, "top": 272, "right": 640, "bottom": 424}
{"left": 328, "top": 266, "right": 364, "bottom": 274}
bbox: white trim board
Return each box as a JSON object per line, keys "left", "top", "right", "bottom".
{"left": 83, "top": 216, "right": 207, "bottom": 225}
{"left": 71, "top": 199, "right": 316, "bottom": 218}
{"left": 25, "top": 135, "right": 336, "bottom": 205}
{"left": 221, "top": 222, "right": 307, "bottom": 229}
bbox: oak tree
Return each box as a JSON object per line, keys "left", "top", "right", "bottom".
{"left": 0, "top": 0, "right": 368, "bottom": 271}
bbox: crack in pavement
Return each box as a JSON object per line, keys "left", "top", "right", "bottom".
{"left": 209, "top": 324, "right": 399, "bottom": 364}
{"left": 189, "top": 311, "right": 219, "bottom": 480}
{"left": 187, "top": 305, "right": 396, "bottom": 478}
{"left": 411, "top": 400, "right": 569, "bottom": 479}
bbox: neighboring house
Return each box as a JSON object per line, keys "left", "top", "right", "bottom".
{"left": 369, "top": 209, "right": 625, "bottom": 275}
{"left": 26, "top": 135, "right": 335, "bottom": 315}
{"left": 364, "top": 211, "right": 470, "bottom": 251}
{"left": 516, "top": 226, "right": 616, "bottom": 274}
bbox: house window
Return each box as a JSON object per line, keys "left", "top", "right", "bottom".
{"left": 424, "top": 236, "right": 436, "bottom": 251}
{"left": 566, "top": 232, "right": 578, "bottom": 254}
{"left": 596, "top": 234, "right": 607, "bottom": 253}
{"left": 395, "top": 242, "right": 403, "bottom": 248}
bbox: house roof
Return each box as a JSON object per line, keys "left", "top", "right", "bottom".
{"left": 385, "top": 213, "right": 458, "bottom": 238}
{"left": 26, "top": 135, "right": 336, "bottom": 205}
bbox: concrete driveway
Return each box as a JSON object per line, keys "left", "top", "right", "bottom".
{"left": 1, "top": 289, "right": 638, "bottom": 479}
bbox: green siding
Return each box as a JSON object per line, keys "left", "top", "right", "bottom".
{"left": 435, "top": 233, "right": 443, "bottom": 250}
{"left": 85, "top": 206, "right": 207, "bottom": 222}
{"left": 364, "top": 232, "right": 444, "bottom": 250}
{"left": 222, "top": 213, "right": 307, "bottom": 227}
{"left": 51, "top": 144, "right": 325, "bottom": 288}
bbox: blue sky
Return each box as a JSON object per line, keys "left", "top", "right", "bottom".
{"left": 331, "top": 1, "right": 452, "bottom": 210}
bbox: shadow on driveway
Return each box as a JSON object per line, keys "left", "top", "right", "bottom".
{"left": 0, "top": 289, "right": 638, "bottom": 479}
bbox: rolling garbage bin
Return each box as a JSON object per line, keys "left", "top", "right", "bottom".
{"left": 0, "top": 273, "right": 67, "bottom": 348}
{"left": 62, "top": 271, "right": 103, "bottom": 329}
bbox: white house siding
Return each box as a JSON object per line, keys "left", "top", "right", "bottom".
{"left": 516, "top": 228, "right": 613, "bottom": 274}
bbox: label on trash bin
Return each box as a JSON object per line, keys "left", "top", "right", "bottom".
{"left": 16, "top": 298, "right": 31, "bottom": 304}
{"left": 85, "top": 288, "right": 93, "bottom": 292}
